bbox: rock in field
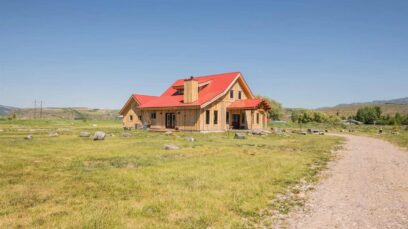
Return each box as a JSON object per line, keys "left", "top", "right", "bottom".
{"left": 48, "top": 132, "right": 59, "bottom": 137}
{"left": 93, "top": 131, "right": 106, "bottom": 141}
{"left": 164, "top": 131, "right": 174, "bottom": 136}
{"left": 234, "top": 133, "right": 246, "bottom": 139}
{"left": 122, "top": 132, "right": 132, "bottom": 137}
{"left": 79, "top": 132, "right": 91, "bottom": 137}
{"left": 185, "top": 137, "right": 195, "bottom": 142}
{"left": 25, "top": 135, "right": 33, "bottom": 140}
{"left": 164, "top": 144, "right": 179, "bottom": 150}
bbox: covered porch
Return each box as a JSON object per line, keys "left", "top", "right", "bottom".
{"left": 227, "top": 99, "right": 271, "bottom": 130}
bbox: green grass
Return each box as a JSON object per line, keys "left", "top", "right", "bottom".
{"left": 0, "top": 120, "right": 341, "bottom": 228}
{"left": 270, "top": 120, "right": 408, "bottom": 149}
{"left": 348, "top": 125, "right": 408, "bottom": 149}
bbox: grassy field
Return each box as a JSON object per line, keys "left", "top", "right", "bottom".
{"left": 348, "top": 125, "right": 408, "bottom": 149}
{"left": 270, "top": 121, "right": 408, "bottom": 149}
{"left": 0, "top": 120, "right": 341, "bottom": 228}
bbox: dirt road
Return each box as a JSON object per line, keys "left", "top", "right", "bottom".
{"left": 285, "top": 134, "right": 408, "bottom": 229}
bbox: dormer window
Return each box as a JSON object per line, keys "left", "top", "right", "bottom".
{"left": 238, "top": 91, "right": 242, "bottom": 99}
{"left": 173, "top": 89, "right": 184, "bottom": 96}
{"left": 230, "top": 90, "right": 234, "bottom": 99}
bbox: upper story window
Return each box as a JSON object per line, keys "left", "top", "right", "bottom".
{"left": 238, "top": 91, "right": 242, "bottom": 99}
{"left": 173, "top": 89, "right": 184, "bottom": 96}
{"left": 230, "top": 90, "right": 234, "bottom": 99}
{"left": 130, "top": 115, "right": 133, "bottom": 121}
{"left": 151, "top": 112, "right": 156, "bottom": 119}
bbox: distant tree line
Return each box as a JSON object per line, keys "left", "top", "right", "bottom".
{"left": 353, "top": 106, "right": 408, "bottom": 125}
{"left": 290, "top": 109, "right": 341, "bottom": 124}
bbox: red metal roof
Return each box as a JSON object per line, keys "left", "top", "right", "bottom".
{"left": 228, "top": 99, "right": 271, "bottom": 110}
{"left": 138, "top": 72, "right": 242, "bottom": 108}
{"left": 132, "top": 94, "right": 158, "bottom": 105}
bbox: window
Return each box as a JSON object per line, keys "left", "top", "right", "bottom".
{"left": 238, "top": 91, "right": 242, "bottom": 99}
{"left": 214, "top": 110, "right": 218, "bottom": 125}
{"left": 242, "top": 112, "right": 246, "bottom": 123}
{"left": 130, "top": 115, "right": 133, "bottom": 121}
{"left": 230, "top": 90, "right": 234, "bottom": 99}
{"left": 150, "top": 112, "right": 156, "bottom": 119}
{"left": 139, "top": 115, "right": 142, "bottom": 121}
{"left": 257, "top": 113, "right": 260, "bottom": 124}
{"left": 205, "top": 110, "right": 210, "bottom": 125}
{"left": 173, "top": 89, "right": 184, "bottom": 96}
{"left": 226, "top": 111, "right": 230, "bottom": 124}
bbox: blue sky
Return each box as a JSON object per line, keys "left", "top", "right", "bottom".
{"left": 1, "top": 0, "right": 407, "bottom": 109}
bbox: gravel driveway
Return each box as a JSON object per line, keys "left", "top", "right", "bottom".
{"left": 285, "top": 134, "right": 408, "bottom": 229}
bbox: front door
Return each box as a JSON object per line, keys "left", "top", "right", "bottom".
{"left": 232, "top": 114, "right": 240, "bottom": 129}
{"left": 165, "top": 113, "right": 176, "bottom": 129}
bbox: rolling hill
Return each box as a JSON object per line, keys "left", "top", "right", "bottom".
{"left": 0, "top": 106, "right": 120, "bottom": 120}
{"left": 318, "top": 97, "right": 408, "bottom": 117}
{"left": 0, "top": 105, "right": 18, "bottom": 116}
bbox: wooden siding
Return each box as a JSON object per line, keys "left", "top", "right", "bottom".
{"left": 122, "top": 101, "right": 143, "bottom": 128}
{"left": 184, "top": 79, "right": 199, "bottom": 103}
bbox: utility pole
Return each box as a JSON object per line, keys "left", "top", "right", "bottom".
{"left": 34, "top": 100, "right": 37, "bottom": 119}
{"left": 40, "top": 101, "right": 43, "bottom": 119}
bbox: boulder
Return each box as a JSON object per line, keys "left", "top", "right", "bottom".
{"left": 164, "top": 144, "right": 179, "bottom": 150}
{"left": 25, "top": 135, "right": 33, "bottom": 140}
{"left": 93, "top": 131, "right": 106, "bottom": 141}
{"left": 319, "top": 132, "right": 325, "bottom": 135}
{"left": 234, "top": 133, "right": 246, "bottom": 139}
{"left": 300, "top": 132, "right": 308, "bottom": 135}
{"left": 164, "top": 131, "right": 174, "bottom": 136}
{"left": 122, "top": 132, "right": 132, "bottom": 137}
{"left": 79, "top": 132, "right": 91, "bottom": 137}
{"left": 48, "top": 132, "right": 59, "bottom": 137}
{"left": 185, "top": 137, "right": 195, "bottom": 142}
{"left": 252, "top": 130, "right": 263, "bottom": 135}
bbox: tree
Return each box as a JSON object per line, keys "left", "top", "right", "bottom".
{"left": 290, "top": 109, "right": 339, "bottom": 124}
{"left": 355, "top": 106, "right": 381, "bottom": 124}
{"left": 256, "top": 95, "right": 284, "bottom": 120}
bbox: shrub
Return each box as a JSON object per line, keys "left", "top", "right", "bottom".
{"left": 256, "top": 95, "right": 284, "bottom": 120}
{"left": 355, "top": 106, "right": 382, "bottom": 124}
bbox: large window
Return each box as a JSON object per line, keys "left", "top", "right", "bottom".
{"left": 230, "top": 90, "right": 234, "bottom": 99}
{"left": 150, "top": 112, "right": 156, "bottom": 119}
{"left": 226, "top": 111, "right": 230, "bottom": 124}
{"left": 214, "top": 110, "right": 218, "bottom": 125}
{"left": 206, "top": 110, "right": 210, "bottom": 125}
{"left": 238, "top": 91, "right": 242, "bottom": 99}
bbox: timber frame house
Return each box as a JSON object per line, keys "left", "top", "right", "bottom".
{"left": 119, "top": 72, "right": 271, "bottom": 132}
